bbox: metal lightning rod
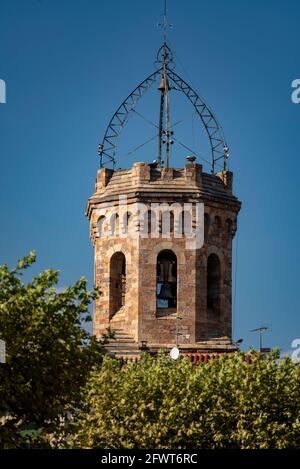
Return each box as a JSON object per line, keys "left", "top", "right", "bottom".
{"left": 157, "top": 0, "right": 172, "bottom": 168}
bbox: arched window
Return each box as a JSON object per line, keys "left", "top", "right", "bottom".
{"left": 97, "top": 215, "right": 106, "bottom": 237}
{"left": 147, "top": 209, "right": 156, "bottom": 237}
{"left": 161, "top": 209, "right": 174, "bottom": 236}
{"left": 122, "top": 211, "right": 132, "bottom": 235}
{"left": 226, "top": 218, "right": 233, "bottom": 236}
{"left": 170, "top": 211, "right": 174, "bottom": 234}
{"left": 207, "top": 253, "right": 221, "bottom": 312}
{"left": 156, "top": 250, "right": 177, "bottom": 310}
{"left": 109, "top": 252, "right": 126, "bottom": 318}
{"left": 110, "top": 212, "right": 119, "bottom": 236}
{"left": 204, "top": 213, "right": 210, "bottom": 241}
{"left": 214, "top": 216, "right": 221, "bottom": 237}
{"left": 181, "top": 210, "right": 192, "bottom": 236}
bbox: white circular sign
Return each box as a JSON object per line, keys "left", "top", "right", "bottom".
{"left": 170, "top": 347, "right": 180, "bottom": 360}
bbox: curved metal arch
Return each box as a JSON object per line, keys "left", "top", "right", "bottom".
{"left": 166, "top": 67, "right": 228, "bottom": 172}
{"left": 99, "top": 68, "right": 162, "bottom": 168}
{"left": 99, "top": 66, "right": 228, "bottom": 172}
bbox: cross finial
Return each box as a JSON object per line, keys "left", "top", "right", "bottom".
{"left": 158, "top": 0, "right": 173, "bottom": 43}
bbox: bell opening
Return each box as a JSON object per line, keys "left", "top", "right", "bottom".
{"left": 156, "top": 249, "right": 177, "bottom": 310}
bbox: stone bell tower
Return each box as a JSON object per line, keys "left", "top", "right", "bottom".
{"left": 86, "top": 36, "right": 241, "bottom": 357}
{"left": 87, "top": 161, "right": 240, "bottom": 356}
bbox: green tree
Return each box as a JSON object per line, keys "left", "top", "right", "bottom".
{"left": 0, "top": 252, "right": 107, "bottom": 448}
{"left": 63, "top": 352, "right": 300, "bottom": 449}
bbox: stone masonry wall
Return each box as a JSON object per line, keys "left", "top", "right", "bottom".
{"left": 87, "top": 161, "right": 241, "bottom": 348}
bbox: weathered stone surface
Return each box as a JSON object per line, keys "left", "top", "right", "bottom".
{"left": 86, "top": 161, "right": 241, "bottom": 352}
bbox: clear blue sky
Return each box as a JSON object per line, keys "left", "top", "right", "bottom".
{"left": 1, "top": 0, "right": 299, "bottom": 353}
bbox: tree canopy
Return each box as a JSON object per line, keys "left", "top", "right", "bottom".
{"left": 0, "top": 252, "right": 107, "bottom": 448}
{"left": 63, "top": 352, "right": 300, "bottom": 449}
{"left": 1, "top": 253, "right": 299, "bottom": 450}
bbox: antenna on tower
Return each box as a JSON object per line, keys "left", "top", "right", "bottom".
{"left": 250, "top": 325, "right": 271, "bottom": 352}
{"left": 157, "top": 0, "right": 174, "bottom": 168}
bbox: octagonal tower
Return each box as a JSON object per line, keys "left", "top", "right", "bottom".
{"left": 86, "top": 160, "right": 240, "bottom": 354}
{"left": 86, "top": 7, "right": 241, "bottom": 356}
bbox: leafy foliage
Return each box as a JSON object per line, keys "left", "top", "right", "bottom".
{"left": 0, "top": 252, "right": 107, "bottom": 448}
{"left": 63, "top": 352, "right": 300, "bottom": 449}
